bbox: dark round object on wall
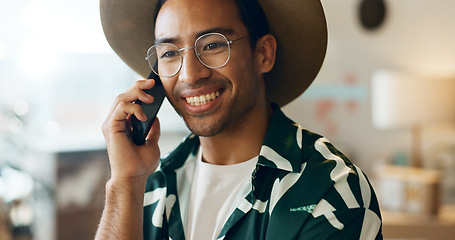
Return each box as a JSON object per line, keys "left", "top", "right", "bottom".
{"left": 359, "top": 0, "right": 387, "bottom": 30}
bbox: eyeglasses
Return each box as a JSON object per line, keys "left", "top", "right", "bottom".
{"left": 145, "top": 32, "right": 249, "bottom": 78}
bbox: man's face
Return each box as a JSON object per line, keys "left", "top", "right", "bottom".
{"left": 155, "top": 0, "right": 264, "bottom": 137}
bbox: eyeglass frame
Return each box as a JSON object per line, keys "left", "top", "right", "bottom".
{"left": 145, "top": 32, "right": 249, "bottom": 78}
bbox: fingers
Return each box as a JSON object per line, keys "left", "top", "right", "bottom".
{"left": 102, "top": 79, "right": 159, "bottom": 138}
{"left": 112, "top": 101, "right": 146, "bottom": 122}
{"left": 102, "top": 101, "right": 142, "bottom": 139}
{"left": 108, "top": 79, "right": 156, "bottom": 116}
{"left": 101, "top": 78, "right": 163, "bottom": 183}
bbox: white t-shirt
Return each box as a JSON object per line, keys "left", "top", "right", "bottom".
{"left": 184, "top": 148, "right": 258, "bottom": 240}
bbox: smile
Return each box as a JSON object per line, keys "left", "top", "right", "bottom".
{"left": 185, "top": 90, "right": 221, "bottom": 106}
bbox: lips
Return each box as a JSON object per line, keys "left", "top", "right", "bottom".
{"left": 185, "top": 90, "right": 221, "bottom": 106}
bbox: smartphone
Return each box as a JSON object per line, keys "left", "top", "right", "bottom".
{"left": 131, "top": 69, "right": 166, "bottom": 145}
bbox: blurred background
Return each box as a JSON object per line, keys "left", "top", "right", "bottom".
{"left": 1, "top": 0, "right": 455, "bottom": 239}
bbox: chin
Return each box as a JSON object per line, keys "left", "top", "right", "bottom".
{"left": 185, "top": 117, "right": 227, "bottom": 137}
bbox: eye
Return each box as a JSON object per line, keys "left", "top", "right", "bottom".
{"left": 160, "top": 50, "right": 179, "bottom": 59}
{"left": 203, "top": 41, "right": 227, "bottom": 51}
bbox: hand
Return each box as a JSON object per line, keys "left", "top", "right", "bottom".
{"left": 102, "top": 79, "right": 161, "bottom": 182}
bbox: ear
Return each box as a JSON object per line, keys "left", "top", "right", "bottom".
{"left": 254, "top": 34, "right": 277, "bottom": 74}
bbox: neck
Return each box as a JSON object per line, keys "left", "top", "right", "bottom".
{"left": 199, "top": 101, "right": 273, "bottom": 165}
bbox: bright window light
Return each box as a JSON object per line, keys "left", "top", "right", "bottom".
{"left": 0, "top": 42, "right": 7, "bottom": 60}
{"left": 19, "top": 36, "right": 57, "bottom": 77}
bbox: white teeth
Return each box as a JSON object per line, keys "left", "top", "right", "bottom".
{"left": 186, "top": 90, "right": 221, "bottom": 106}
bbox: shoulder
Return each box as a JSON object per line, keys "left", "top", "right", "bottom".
{"left": 264, "top": 113, "right": 382, "bottom": 238}
{"left": 297, "top": 130, "right": 383, "bottom": 238}
{"left": 293, "top": 128, "right": 381, "bottom": 214}
{"left": 263, "top": 105, "right": 378, "bottom": 212}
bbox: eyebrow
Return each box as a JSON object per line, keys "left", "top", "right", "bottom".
{"left": 155, "top": 27, "right": 236, "bottom": 45}
{"left": 197, "top": 27, "right": 235, "bottom": 38}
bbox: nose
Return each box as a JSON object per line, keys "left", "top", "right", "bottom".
{"left": 178, "top": 48, "right": 211, "bottom": 84}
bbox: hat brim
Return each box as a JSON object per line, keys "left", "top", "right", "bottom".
{"left": 100, "top": 0, "right": 327, "bottom": 106}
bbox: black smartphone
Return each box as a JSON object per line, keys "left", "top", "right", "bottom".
{"left": 131, "top": 70, "right": 166, "bottom": 145}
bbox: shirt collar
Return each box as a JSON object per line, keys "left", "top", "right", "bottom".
{"left": 257, "top": 103, "right": 304, "bottom": 173}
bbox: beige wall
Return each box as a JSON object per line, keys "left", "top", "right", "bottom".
{"left": 283, "top": 0, "right": 455, "bottom": 175}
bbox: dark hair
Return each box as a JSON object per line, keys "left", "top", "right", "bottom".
{"left": 153, "top": 0, "right": 270, "bottom": 48}
{"left": 153, "top": 0, "right": 168, "bottom": 22}
{"left": 233, "top": 0, "right": 270, "bottom": 47}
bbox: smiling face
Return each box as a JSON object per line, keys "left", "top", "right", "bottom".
{"left": 155, "top": 0, "right": 268, "bottom": 137}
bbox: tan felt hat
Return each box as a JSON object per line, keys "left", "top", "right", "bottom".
{"left": 100, "top": 0, "right": 327, "bottom": 106}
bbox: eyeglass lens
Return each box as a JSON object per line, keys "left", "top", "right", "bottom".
{"left": 146, "top": 33, "right": 231, "bottom": 78}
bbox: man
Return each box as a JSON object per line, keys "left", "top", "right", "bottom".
{"left": 96, "top": 0, "right": 383, "bottom": 239}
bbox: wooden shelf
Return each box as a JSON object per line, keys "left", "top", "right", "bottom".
{"left": 383, "top": 205, "right": 455, "bottom": 240}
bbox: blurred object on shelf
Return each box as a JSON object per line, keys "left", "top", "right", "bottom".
{"left": 376, "top": 164, "right": 440, "bottom": 215}
{"left": 371, "top": 70, "right": 455, "bottom": 167}
{"left": 426, "top": 143, "right": 455, "bottom": 204}
{"left": 0, "top": 166, "right": 35, "bottom": 240}
{"left": 1, "top": 101, "right": 49, "bottom": 240}
{"left": 10, "top": 199, "right": 33, "bottom": 240}
{"left": 0, "top": 198, "right": 13, "bottom": 240}
{"left": 0, "top": 167, "right": 35, "bottom": 240}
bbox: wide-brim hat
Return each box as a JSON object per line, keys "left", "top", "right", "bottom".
{"left": 100, "top": 0, "right": 327, "bottom": 106}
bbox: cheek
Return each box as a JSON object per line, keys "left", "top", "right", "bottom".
{"left": 162, "top": 80, "right": 178, "bottom": 104}
{"left": 230, "top": 57, "right": 259, "bottom": 89}
{"left": 230, "top": 48, "right": 256, "bottom": 78}
{"left": 162, "top": 75, "right": 178, "bottom": 92}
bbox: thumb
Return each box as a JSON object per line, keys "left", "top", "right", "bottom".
{"left": 146, "top": 117, "right": 161, "bottom": 144}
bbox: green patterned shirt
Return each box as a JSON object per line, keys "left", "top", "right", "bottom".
{"left": 143, "top": 104, "right": 383, "bottom": 239}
